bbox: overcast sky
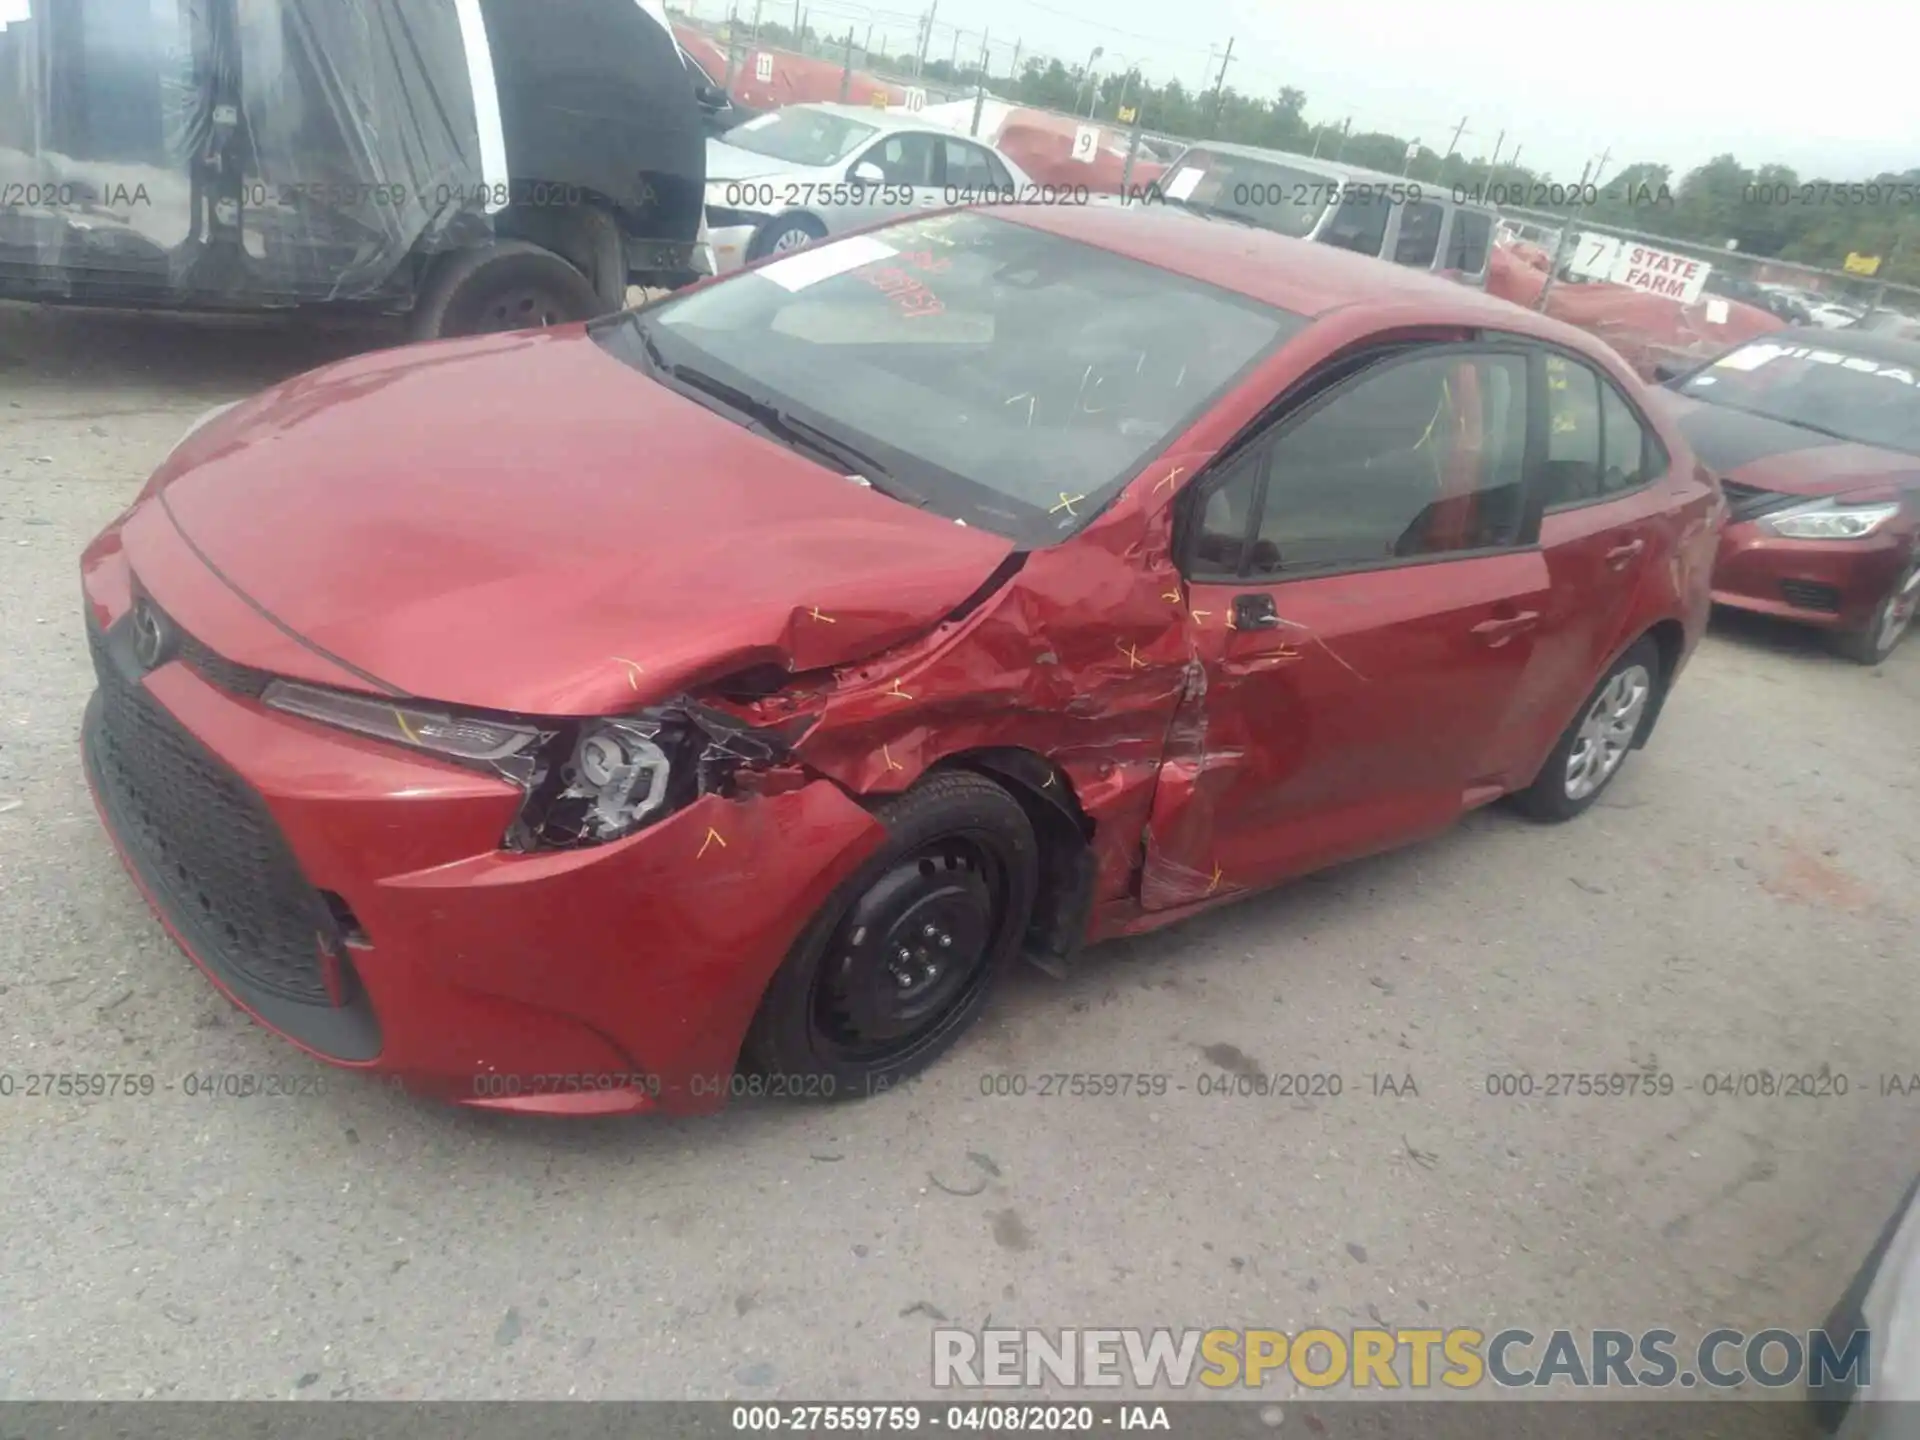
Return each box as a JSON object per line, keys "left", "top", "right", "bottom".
{"left": 765, "top": 0, "right": 1919, "bottom": 183}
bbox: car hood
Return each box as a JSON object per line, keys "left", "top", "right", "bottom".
{"left": 1654, "top": 391, "right": 1920, "bottom": 499}
{"left": 138, "top": 327, "right": 1013, "bottom": 716}
{"left": 704, "top": 139, "right": 823, "bottom": 183}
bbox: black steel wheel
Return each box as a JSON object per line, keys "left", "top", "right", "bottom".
{"left": 742, "top": 771, "right": 1039, "bottom": 1099}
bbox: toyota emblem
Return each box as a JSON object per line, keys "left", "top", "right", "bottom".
{"left": 131, "top": 600, "right": 173, "bottom": 671}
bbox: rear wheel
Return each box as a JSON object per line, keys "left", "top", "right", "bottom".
{"left": 741, "top": 771, "right": 1038, "bottom": 1100}
{"left": 408, "top": 240, "right": 605, "bottom": 342}
{"left": 1833, "top": 558, "right": 1920, "bottom": 666}
{"left": 1510, "top": 638, "right": 1661, "bottom": 823}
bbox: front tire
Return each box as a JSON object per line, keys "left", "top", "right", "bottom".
{"left": 1510, "top": 638, "right": 1661, "bottom": 823}
{"left": 1833, "top": 558, "right": 1920, "bottom": 666}
{"left": 746, "top": 213, "right": 826, "bottom": 262}
{"left": 741, "top": 771, "right": 1039, "bottom": 1100}
{"left": 408, "top": 240, "right": 605, "bottom": 341}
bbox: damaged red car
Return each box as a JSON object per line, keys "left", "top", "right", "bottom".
{"left": 1650, "top": 329, "right": 1920, "bottom": 664}
{"left": 79, "top": 205, "right": 1721, "bottom": 1116}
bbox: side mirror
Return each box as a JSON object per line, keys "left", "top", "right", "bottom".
{"left": 696, "top": 82, "right": 729, "bottom": 108}
{"left": 850, "top": 161, "right": 886, "bottom": 184}
{"left": 1651, "top": 360, "right": 1687, "bottom": 385}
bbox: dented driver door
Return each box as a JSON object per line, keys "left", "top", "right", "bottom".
{"left": 1139, "top": 345, "right": 1552, "bottom": 910}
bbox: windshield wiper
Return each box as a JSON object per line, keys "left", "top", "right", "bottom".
{"left": 643, "top": 347, "right": 933, "bottom": 507}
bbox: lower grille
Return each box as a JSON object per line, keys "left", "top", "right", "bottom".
{"left": 85, "top": 620, "right": 340, "bottom": 1006}
{"left": 1780, "top": 579, "right": 1842, "bottom": 614}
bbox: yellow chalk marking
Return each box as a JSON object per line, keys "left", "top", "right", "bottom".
{"left": 1207, "top": 865, "right": 1224, "bottom": 895}
{"left": 1162, "top": 590, "right": 1183, "bottom": 604}
{"left": 1191, "top": 609, "right": 1212, "bottom": 624}
{"left": 882, "top": 744, "right": 905, "bottom": 771}
{"left": 1042, "top": 772, "right": 1056, "bottom": 788}
{"left": 1049, "top": 492, "right": 1085, "bottom": 516}
{"left": 696, "top": 827, "right": 728, "bottom": 859}
{"left": 613, "top": 656, "right": 647, "bottom": 691}
{"left": 393, "top": 710, "right": 420, "bottom": 745}
{"left": 809, "top": 606, "right": 837, "bottom": 624}
{"left": 1117, "top": 641, "right": 1147, "bottom": 670}
{"left": 884, "top": 678, "right": 914, "bottom": 700}
{"left": 1154, "top": 466, "right": 1185, "bottom": 494}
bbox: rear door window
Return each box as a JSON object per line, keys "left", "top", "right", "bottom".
{"left": 1444, "top": 210, "right": 1493, "bottom": 274}
{"left": 1320, "top": 191, "right": 1393, "bottom": 257}
{"left": 1393, "top": 201, "right": 1445, "bottom": 269}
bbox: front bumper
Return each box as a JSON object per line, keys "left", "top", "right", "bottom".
{"left": 705, "top": 220, "right": 759, "bottom": 275}
{"left": 80, "top": 539, "right": 886, "bottom": 1116}
{"left": 1710, "top": 519, "right": 1909, "bottom": 632}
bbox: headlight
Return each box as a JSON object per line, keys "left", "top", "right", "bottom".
{"left": 169, "top": 400, "right": 240, "bottom": 457}
{"left": 263, "top": 682, "right": 800, "bottom": 852}
{"left": 262, "top": 681, "right": 544, "bottom": 765}
{"left": 1766, "top": 499, "right": 1901, "bottom": 540}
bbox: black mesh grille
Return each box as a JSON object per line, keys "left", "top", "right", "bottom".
{"left": 85, "top": 621, "right": 338, "bottom": 1006}
{"left": 1780, "top": 580, "right": 1842, "bottom": 614}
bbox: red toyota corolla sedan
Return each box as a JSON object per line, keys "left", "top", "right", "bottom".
{"left": 78, "top": 204, "right": 1721, "bottom": 1116}
{"left": 1650, "top": 329, "right": 1920, "bottom": 664}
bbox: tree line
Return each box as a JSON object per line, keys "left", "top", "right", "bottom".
{"left": 735, "top": 20, "right": 1919, "bottom": 288}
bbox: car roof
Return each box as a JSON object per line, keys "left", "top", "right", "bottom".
{"left": 1759, "top": 326, "right": 1920, "bottom": 366}
{"left": 1168, "top": 140, "right": 1495, "bottom": 211}
{"left": 789, "top": 101, "right": 966, "bottom": 137}
{"left": 990, "top": 203, "right": 1613, "bottom": 346}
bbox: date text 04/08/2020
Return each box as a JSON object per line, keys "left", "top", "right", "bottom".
{"left": 729, "top": 1404, "right": 1170, "bottom": 1431}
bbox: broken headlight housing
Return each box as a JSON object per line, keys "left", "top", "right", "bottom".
{"left": 509, "top": 706, "right": 796, "bottom": 852}
{"left": 262, "top": 682, "right": 795, "bottom": 852}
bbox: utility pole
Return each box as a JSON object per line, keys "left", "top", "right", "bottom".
{"left": 1207, "top": 36, "right": 1234, "bottom": 136}
{"left": 1536, "top": 158, "right": 1594, "bottom": 312}
{"left": 1331, "top": 116, "right": 1351, "bottom": 161}
{"left": 748, "top": 0, "right": 762, "bottom": 48}
{"left": 723, "top": 2, "right": 740, "bottom": 88}
{"left": 1008, "top": 39, "right": 1021, "bottom": 82}
{"left": 1437, "top": 114, "right": 1468, "bottom": 183}
{"left": 790, "top": 0, "right": 799, "bottom": 44}
{"left": 862, "top": 20, "right": 872, "bottom": 62}
{"left": 1590, "top": 146, "right": 1612, "bottom": 190}
{"left": 913, "top": 3, "right": 936, "bottom": 78}
{"left": 970, "top": 30, "right": 989, "bottom": 135}
{"left": 840, "top": 25, "right": 855, "bottom": 100}
{"left": 947, "top": 26, "right": 960, "bottom": 76}
{"left": 1483, "top": 130, "right": 1504, "bottom": 187}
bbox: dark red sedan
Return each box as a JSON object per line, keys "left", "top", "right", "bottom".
{"left": 79, "top": 204, "right": 1720, "bottom": 1116}
{"left": 1651, "top": 329, "right": 1920, "bottom": 664}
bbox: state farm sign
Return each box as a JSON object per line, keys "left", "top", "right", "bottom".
{"left": 1606, "top": 242, "right": 1711, "bottom": 305}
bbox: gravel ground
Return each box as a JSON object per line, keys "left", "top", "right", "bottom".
{"left": 1, "top": 302, "right": 1916, "bottom": 1407}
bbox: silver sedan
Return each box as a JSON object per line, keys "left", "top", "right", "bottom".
{"left": 701, "top": 103, "right": 1034, "bottom": 273}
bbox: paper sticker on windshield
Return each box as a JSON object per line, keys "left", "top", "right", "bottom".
{"left": 756, "top": 235, "right": 899, "bottom": 292}
{"left": 1714, "top": 343, "right": 1789, "bottom": 372}
{"left": 1704, "top": 299, "right": 1730, "bottom": 325}
{"left": 1162, "top": 168, "right": 1203, "bottom": 201}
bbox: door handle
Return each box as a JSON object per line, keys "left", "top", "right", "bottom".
{"left": 1232, "top": 593, "right": 1283, "bottom": 630}
{"left": 1470, "top": 610, "right": 1540, "bottom": 647}
{"left": 1605, "top": 538, "right": 1646, "bottom": 570}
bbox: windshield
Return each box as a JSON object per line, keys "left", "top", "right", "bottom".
{"left": 605, "top": 212, "right": 1305, "bottom": 543}
{"left": 1680, "top": 340, "right": 1920, "bottom": 455}
{"left": 719, "top": 109, "right": 878, "bottom": 166}
{"left": 1154, "top": 151, "right": 1338, "bottom": 239}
